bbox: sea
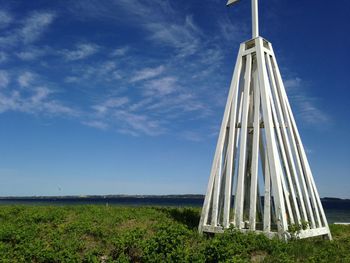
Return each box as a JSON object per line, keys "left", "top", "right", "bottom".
{"left": 0, "top": 196, "right": 349, "bottom": 224}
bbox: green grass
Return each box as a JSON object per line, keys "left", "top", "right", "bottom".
{"left": 0, "top": 205, "right": 349, "bottom": 262}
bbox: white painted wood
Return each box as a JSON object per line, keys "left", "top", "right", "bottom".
{"left": 199, "top": 34, "right": 331, "bottom": 240}
{"left": 248, "top": 69, "right": 260, "bottom": 231}
{"left": 265, "top": 51, "right": 302, "bottom": 224}
{"left": 269, "top": 45, "right": 327, "bottom": 233}
{"left": 268, "top": 83, "right": 295, "bottom": 225}
{"left": 252, "top": 0, "right": 259, "bottom": 38}
{"left": 264, "top": 53, "right": 295, "bottom": 225}
{"left": 261, "top": 135, "right": 271, "bottom": 232}
{"left": 298, "top": 227, "right": 330, "bottom": 239}
{"left": 234, "top": 54, "right": 253, "bottom": 229}
{"left": 242, "top": 48, "right": 256, "bottom": 56}
{"left": 268, "top": 47, "right": 315, "bottom": 228}
{"left": 255, "top": 37, "right": 288, "bottom": 235}
{"left": 268, "top": 48, "right": 308, "bottom": 223}
{"left": 284, "top": 101, "right": 321, "bottom": 227}
{"left": 211, "top": 153, "right": 222, "bottom": 226}
{"left": 232, "top": 86, "right": 245, "bottom": 226}
{"left": 272, "top": 52, "right": 328, "bottom": 234}
{"left": 198, "top": 44, "right": 245, "bottom": 232}
{"left": 286, "top": 106, "right": 316, "bottom": 228}
{"left": 222, "top": 50, "right": 247, "bottom": 228}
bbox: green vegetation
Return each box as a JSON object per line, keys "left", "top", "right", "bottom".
{"left": 0, "top": 206, "right": 349, "bottom": 262}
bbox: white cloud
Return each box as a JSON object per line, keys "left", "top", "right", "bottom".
{"left": 284, "top": 77, "right": 330, "bottom": 125}
{"left": 62, "top": 43, "right": 99, "bottom": 61}
{"left": 0, "top": 70, "right": 78, "bottom": 117}
{"left": 0, "top": 10, "right": 13, "bottom": 29}
{"left": 114, "top": 110, "right": 164, "bottom": 136}
{"left": 0, "top": 11, "right": 55, "bottom": 46}
{"left": 0, "top": 86, "right": 77, "bottom": 116}
{"left": 20, "top": 12, "right": 55, "bottom": 43}
{"left": 65, "top": 60, "right": 122, "bottom": 83}
{"left": 92, "top": 97, "right": 129, "bottom": 114}
{"left": 16, "top": 48, "right": 47, "bottom": 61}
{"left": 0, "top": 51, "right": 7, "bottom": 63}
{"left": 64, "top": 76, "right": 79, "bottom": 83}
{"left": 0, "top": 70, "right": 9, "bottom": 88}
{"left": 146, "top": 16, "right": 201, "bottom": 57}
{"left": 144, "top": 76, "right": 178, "bottom": 96}
{"left": 284, "top": 77, "right": 302, "bottom": 91}
{"left": 111, "top": 47, "right": 129, "bottom": 57}
{"left": 18, "top": 72, "right": 35, "bottom": 88}
{"left": 217, "top": 16, "right": 248, "bottom": 42}
{"left": 130, "top": 65, "right": 165, "bottom": 83}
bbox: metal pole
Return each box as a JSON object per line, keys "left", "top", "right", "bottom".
{"left": 252, "top": 0, "right": 259, "bottom": 38}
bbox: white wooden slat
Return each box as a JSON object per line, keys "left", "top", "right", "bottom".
{"left": 270, "top": 104, "right": 295, "bottom": 225}
{"left": 279, "top": 87, "right": 322, "bottom": 228}
{"left": 255, "top": 38, "right": 288, "bottom": 235}
{"left": 269, "top": 47, "right": 315, "bottom": 228}
{"left": 260, "top": 134, "right": 271, "bottom": 232}
{"left": 222, "top": 51, "right": 247, "bottom": 228}
{"left": 309, "top": 173, "right": 332, "bottom": 239}
{"left": 231, "top": 87, "right": 245, "bottom": 226}
{"left": 234, "top": 54, "right": 253, "bottom": 229}
{"left": 264, "top": 53, "right": 296, "bottom": 225}
{"left": 267, "top": 81, "right": 295, "bottom": 225}
{"left": 265, "top": 49, "right": 302, "bottom": 224}
{"left": 287, "top": 108, "right": 318, "bottom": 227}
{"left": 283, "top": 96, "right": 316, "bottom": 227}
{"left": 268, "top": 48, "right": 308, "bottom": 224}
{"left": 200, "top": 36, "right": 331, "bottom": 240}
{"left": 249, "top": 67, "right": 260, "bottom": 231}
{"left": 211, "top": 153, "right": 222, "bottom": 226}
{"left": 199, "top": 44, "right": 245, "bottom": 232}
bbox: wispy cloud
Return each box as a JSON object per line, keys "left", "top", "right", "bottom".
{"left": 0, "top": 70, "right": 78, "bottom": 117}
{"left": 0, "top": 10, "right": 13, "bottom": 29}
{"left": 16, "top": 47, "right": 48, "bottom": 61}
{"left": 0, "top": 87, "right": 77, "bottom": 116}
{"left": 284, "top": 77, "right": 330, "bottom": 125}
{"left": 0, "top": 1, "right": 238, "bottom": 139}
{"left": 18, "top": 72, "right": 35, "bottom": 88}
{"left": 0, "top": 70, "right": 9, "bottom": 88}
{"left": 114, "top": 110, "right": 165, "bottom": 136}
{"left": 0, "top": 52, "right": 7, "bottom": 63}
{"left": 111, "top": 47, "right": 129, "bottom": 57}
{"left": 65, "top": 60, "right": 122, "bottom": 84}
{"left": 144, "top": 76, "right": 178, "bottom": 97}
{"left": 61, "top": 43, "right": 99, "bottom": 61}
{"left": 20, "top": 12, "right": 55, "bottom": 43}
{"left": 146, "top": 16, "right": 202, "bottom": 57}
{"left": 130, "top": 65, "right": 165, "bottom": 83}
{"left": 92, "top": 97, "right": 129, "bottom": 115}
{"left": 0, "top": 11, "right": 55, "bottom": 46}
{"left": 217, "top": 16, "right": 248, "bottom": 42}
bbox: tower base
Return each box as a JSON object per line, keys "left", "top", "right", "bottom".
{"left": 198, "top": 37, "right": 332, "bottom": 241}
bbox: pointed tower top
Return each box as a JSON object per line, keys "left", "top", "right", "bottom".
{"left": 227, "top": 0, "right": 259, "bottom": 39}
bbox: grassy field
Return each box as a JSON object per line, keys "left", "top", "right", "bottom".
{"left": 0, "top": 206, "right": 349, "bottom": 262}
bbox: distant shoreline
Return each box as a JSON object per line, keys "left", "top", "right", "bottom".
{"left": 0, "top": 195, "right": 349, "bottom": 202}
{"left": 0, "top": 194, "right": 205, "bottom": 200}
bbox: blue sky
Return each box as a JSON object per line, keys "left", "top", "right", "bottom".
{"left": 0, "top": 0, "right": 349, "bottom": 198}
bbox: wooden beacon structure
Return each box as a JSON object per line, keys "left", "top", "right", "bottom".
{"left": 198, "top": 0, "right": 332, "bottom": 240}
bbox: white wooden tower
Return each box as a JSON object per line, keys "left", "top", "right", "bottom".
{"left": 198, "top": 0, "right": 332, "bottom": 240}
